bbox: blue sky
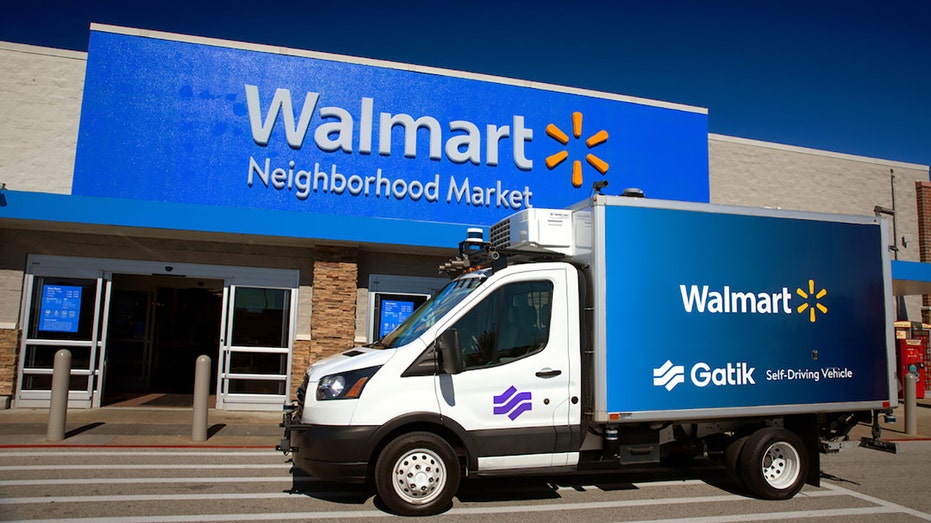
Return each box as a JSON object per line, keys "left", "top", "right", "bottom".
{"left": 3, "top": 0, "right": 929, "bottom": 168}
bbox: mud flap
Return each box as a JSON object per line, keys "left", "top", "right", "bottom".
{"left": 785, "top": 414, "right": 820, "bottom": 488}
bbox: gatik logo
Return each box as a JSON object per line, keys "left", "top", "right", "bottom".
{"left": 493, "top": 385, "right": 532, "bottom": 421}
{"left": 653, "top": 360, "right": 756, "bottom": 391}
{"left": 653, "top": 360, "right": 685, "bottom": 391}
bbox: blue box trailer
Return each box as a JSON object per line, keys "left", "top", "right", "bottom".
{"left": 579, "top": 196, "right": 897, "bottom": 422}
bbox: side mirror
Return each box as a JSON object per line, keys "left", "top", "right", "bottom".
{"left": 436, "top": 328, "right": 463, "bottom": 375}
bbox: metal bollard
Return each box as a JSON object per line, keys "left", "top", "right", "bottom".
{"left": 192, "top": 355, "right": 211, "bottom": 442}
{"left": 47, "top": 349, "right": 72, "bottom": 441}
{"left": 904, "top": 372, "right": 918, "bottom": 435}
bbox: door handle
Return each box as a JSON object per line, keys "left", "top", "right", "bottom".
{"left": 536, "top": 369, "right": 562, "bottom": 378}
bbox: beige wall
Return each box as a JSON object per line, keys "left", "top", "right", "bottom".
{"left": 710, "top": 134, "right": 929, "bottom": 227}
{"left": 0, "top": 43, "right": 86, "bottom": 195}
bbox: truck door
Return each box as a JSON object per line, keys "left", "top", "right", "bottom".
{"left": 435, "top": 266, "right": 578, "bottom": 470}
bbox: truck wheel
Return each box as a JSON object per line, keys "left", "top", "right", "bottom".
{"left": 739, "top": 427, "right": 807, "bottom": 500}
{"left": 724, "top": 435, "right": 749, "bottom": 487}
{"left": 374, "top": 432, "right": 461, "bottom": 516}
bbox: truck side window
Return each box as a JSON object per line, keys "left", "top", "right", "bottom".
{"left": 452, "top": 280, "right": 553, "bottom": 370}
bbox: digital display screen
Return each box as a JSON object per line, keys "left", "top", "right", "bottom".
{"left": 38, "top": 285, "right": 83, "bottom": 333}
{"left": 379, "top": 299, "right": 416, "bottom": 338}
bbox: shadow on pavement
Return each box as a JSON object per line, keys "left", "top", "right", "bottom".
{"left": 64, "top": 422, "right": 105, "bottom": 439}
{"left": 206, "top": 423, "right": 226, "bottom": 439}
{"left": 819, "top": 471, "right": 862, "bottom": 486}
{"left": 455, "top": 461, "right": 742, "bottom": 502}
{"left": 285, "top": 468, "right": 373, "bottom": 505}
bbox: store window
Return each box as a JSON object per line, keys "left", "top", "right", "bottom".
{"left": 367, "top": 274, "right": 447, "bottom": 343}
{"left": 230, "top": 287, "right": 290, "bottom": 348}
{"left": 372, "top": 293, "right": 429, "bottom": 340}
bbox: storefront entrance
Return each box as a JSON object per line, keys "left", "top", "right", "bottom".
{"left": 102, "top": 275, "right": 223, "bottom": 406}
{"left": 16, "top": 255, "right": 299, "bottom": 410}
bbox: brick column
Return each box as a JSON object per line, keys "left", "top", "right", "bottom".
{"left": 292, "top": 246, "right": 358, "bottom": 396}
{"left": 290, "top": 338, "right": 311, "bottom": 399}
{"left": 0, "top": 328, "right": 21, "bottom": 406}
{"left": 916, "top": 182, "right": 931, "bottom": 323}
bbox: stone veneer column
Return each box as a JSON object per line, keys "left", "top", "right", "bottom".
{"left": 0, "top": 328, "right": 20, "bottom": 408}
{"left": 293, "top": 246, "right": 359, "bottom": 397}
{"left": 916, "top": 182, "right": 931, "bottom": 324}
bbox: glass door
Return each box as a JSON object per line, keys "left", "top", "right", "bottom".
{"left": 103, "top": 288, "right": 155, "bottom": 394}
{"left": 217, "top": 285, "right": 295, "bottom": 410}
{"left": 17, "top": 275, "right": 106, "bottom": 408}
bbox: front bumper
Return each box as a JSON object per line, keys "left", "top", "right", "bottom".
{"left": 278, "top": 409, "right": 378, "bottom": 483}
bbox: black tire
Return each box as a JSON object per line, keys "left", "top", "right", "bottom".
{"left": 724, "top": 435, "right": 749, "bottom": 488}
{"left": 374, "top": 432, "right": 461, "bottom": 516}
{"left": 738, "top": 427, "right": 808, "bottom": 500}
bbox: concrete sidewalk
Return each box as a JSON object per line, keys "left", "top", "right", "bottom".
{"left": 0, "top": 407, "right": 283, "bottom": 447}
{"left": 0, "top": 398, "right": 928, "bottom": 448}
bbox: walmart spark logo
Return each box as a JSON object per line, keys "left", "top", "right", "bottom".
{"left": 796, "top": 279, "right": 828, "bottom": 323}
{"left": 545, "top": 112, "right": 609, "bottom": 188}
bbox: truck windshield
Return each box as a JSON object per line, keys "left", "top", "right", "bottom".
{"left": 377, "top": 272, "right": 488, "bottom": 349}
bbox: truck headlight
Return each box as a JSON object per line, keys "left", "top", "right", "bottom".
{"left": 316, "top": 366, "right": 381, "bottom": 400}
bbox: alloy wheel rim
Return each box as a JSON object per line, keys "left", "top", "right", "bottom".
{"left": 760, "top": 441, "right": 800, "bottom": 489}
{"left": 391, "top": 448, "right": 447, "bottom": 505}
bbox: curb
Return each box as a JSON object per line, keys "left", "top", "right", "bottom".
{"left": 0, "top": 444, "right": 276, "bottom": 449}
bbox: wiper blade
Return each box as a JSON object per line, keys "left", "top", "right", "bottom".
{"left": 365, "top": 339, "right": 387, "bottom": 349}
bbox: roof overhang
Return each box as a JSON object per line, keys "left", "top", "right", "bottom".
{"left": 892, "top": 260, "right": 931, "bottom": 295}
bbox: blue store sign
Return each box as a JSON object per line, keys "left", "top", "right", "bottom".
{"left": 73, "top": 27, "right": 709, "bottom": 234}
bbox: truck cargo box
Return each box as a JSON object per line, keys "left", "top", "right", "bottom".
{"left": 575, "top": 196, "right": 896, "bottom": 422}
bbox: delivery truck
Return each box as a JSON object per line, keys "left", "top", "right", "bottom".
{"left": 278, "top": 194, "right": 898, "bottom": 516}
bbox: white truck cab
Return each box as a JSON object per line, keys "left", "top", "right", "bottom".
{"left": 282, "top": 261, "right": 583, "bottom": 513}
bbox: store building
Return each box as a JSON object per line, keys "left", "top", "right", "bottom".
{"left": 1, "top": 25, "right": 929, "bottom": 411}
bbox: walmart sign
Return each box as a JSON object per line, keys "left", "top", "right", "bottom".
{"left": 73, "top": 27, "right": 709, "bottom": 229}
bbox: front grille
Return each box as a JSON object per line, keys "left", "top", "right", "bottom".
{"left": 294, "top": 374, "right": 309, "bottom": 419}
{"left": 296, "top": 374, "right": 309, "bottom": 404}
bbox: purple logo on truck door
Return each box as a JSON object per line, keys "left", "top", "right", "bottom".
{"left": 493, "top": 386, "right": 532, "bottom": 420}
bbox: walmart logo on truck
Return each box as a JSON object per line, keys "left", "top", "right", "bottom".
{"left": 679, "top": 279, "right": 829, "bottom": 323}
{"left": 654, "top": 360, "right": 756, "bottom": 391}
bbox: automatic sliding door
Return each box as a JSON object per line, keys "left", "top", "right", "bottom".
{"left": 218, "top": 285, "right": 294, "bottom": 410}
